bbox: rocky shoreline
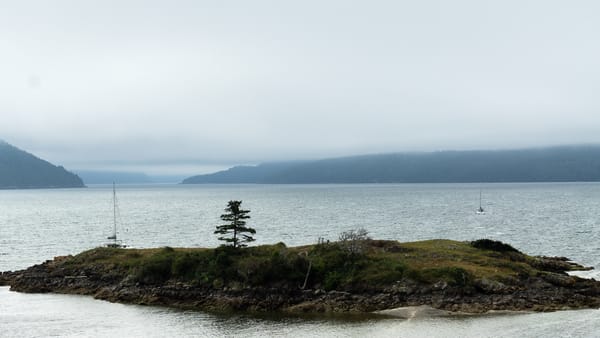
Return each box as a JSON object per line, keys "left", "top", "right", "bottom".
{"left": 2, "top": 249, "right": 600, "bottom": 315}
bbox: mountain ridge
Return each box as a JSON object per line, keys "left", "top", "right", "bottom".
{"left": 0, "top": 141, "right": 85, "bottom": 189}
{"left": 182, "top": 145, "right": 600, "bottom": 184}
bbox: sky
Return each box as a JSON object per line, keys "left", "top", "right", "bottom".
{"left": 2, "top": 1, "right": 600, "bottom": 175}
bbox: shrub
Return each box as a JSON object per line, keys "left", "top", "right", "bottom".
{"left": 471, "top": 239, "right": 521, "bottom": 254}
{"left": 414, "top": 267, "right": 473, "bottom": 286}
{"left": 210, "top": 248, "right": 236, "bottom": 282}
{"left": 172, "top": 253, "right": 201, "bottom": 280}
{"left": 235, "top": 245, "right": 307, "bottom": 286}
{"left": 323, "top": 270, "right": 345, "bottom": 290}
{"left": 338, "top": 228, "right": 371, "bottom": 255}
{"left": 134, "top": 253, "right": 174, "bottom": 284}
{"left": 357, "top": 258, "right": 406, "bottom": 286}
{"left": 308, "top": 244, "right": 369, "bottom": 290}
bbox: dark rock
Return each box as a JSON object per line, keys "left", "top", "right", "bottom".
{"left": 531, "top": 256, "right": 593, "bottom": 273}
{"left": 432, "top": 281, "right": 448, "bottom": 291}
{"left": 474, "top": 278, "right": 509, "bottom": 293}
{"left": 5, "top": 251, "right": 600, "bottom": 315}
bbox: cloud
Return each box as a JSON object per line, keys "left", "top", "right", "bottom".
{"left": 2, "top": 1, "right": 600, "bottom": 174}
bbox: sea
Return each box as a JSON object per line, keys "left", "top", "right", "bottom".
{"left": 1, "top": 183, "right": 600, "bottom": 337}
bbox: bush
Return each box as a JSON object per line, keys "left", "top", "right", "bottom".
{"left": 438, "top": 267, "right": 472, "bottom": 286}
{"left": 357, "top": 258, "right": 406, "bottom": 286}
{"left": 308, "top": 244, "right": 370, "bottom": 290}
{"left": 338, "top": 228, "right": 371, "bottom": 255}
{"left": 323, "top": 270, "right": 345, "bottom": 290}
{"left": 471, "top": 239, "right": 521, "bottom": 254}
{"left": 236, "top": 245, "right": 308, "bottom": 286}
{"left": 172, "top": 253, "right": 201, "bottom": 280}
{"left": 412, "top": 266, "right": 473, "bottom": 286}
{"left": 308, "top": 230, "right": 372, "bottom": 289}
{"left": 134, "top": 253, "right": 174, "bottom": 285}
{"left": 210, "top": 247, "right": 236, "bottom": 281}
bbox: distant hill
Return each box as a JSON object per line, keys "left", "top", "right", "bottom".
{"left": 0, "top": 141, "right": 84, "bottom": 189}
{"left": 182, "top": 162, "right": 304, "bottom": 184}
{"left": 75, "top": 170, "right": 152, "bottom": 184}
{"left": 182, "top": 145, "right": 600, "bottom": 184}
{"left": 75, "top": 170, "right": 186, "bottom": 184}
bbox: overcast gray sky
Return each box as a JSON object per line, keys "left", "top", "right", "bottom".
{"left": 2, "top": 1, "right": 600, "bottom": 175}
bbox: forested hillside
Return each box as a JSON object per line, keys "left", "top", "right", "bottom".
{"left": 183, "top": 146, "right": 600, "bottom": 184}
{"left": 0, "top": 141, "right": 84, "bottom": 189}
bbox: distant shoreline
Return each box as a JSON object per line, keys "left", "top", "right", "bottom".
{"left": 182, "top": 146, "right": 600, "bottom": 184}
{"left": 0, "top": 185, "right": 87, "bottom": 190}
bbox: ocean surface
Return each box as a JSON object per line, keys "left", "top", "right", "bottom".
{"left": 1, "top": 183, "right": 600, "bottom": 337}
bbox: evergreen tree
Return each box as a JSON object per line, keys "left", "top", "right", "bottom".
{"left": 214, "top": 200, "right": 256, "bottom": 248}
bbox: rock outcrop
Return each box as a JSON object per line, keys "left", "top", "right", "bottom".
{"left": 3, "top": 241, "right": 600, "bottom": 315}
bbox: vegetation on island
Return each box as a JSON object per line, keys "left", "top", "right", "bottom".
{"left": 44, "top": 203, "right": 587, "bottom": 293}
{"left": 56, "top": 235, "right": 587, "bottom": 293}
{"left": 4, "top": 230, "right": 596, "bottom": 313}
{"left": 3, "top": 201, "right": 597, "bottom": 314}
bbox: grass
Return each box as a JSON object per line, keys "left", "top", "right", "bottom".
{"left": 397, "top": 240, "right": 533, "bottom": 280}
{"left": 57, "top": 239, "right": 582, "bottom": 291}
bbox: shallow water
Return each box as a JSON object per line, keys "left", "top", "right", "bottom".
{"left": 2, "top": 286, "right": 599, "bottom": 338}
{"left": 1, "top": 183, "right": 600, "bottom": 337}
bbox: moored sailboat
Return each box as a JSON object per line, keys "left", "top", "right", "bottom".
{"left": 106, "top": 182, "right": 126, "bottom": 248}
{"left": 476, "top": 189, "right": 485, "bottom": 214}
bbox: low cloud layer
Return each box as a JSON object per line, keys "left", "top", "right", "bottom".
{"left": 2, "top": 1, "right": 600, "bottom": 175}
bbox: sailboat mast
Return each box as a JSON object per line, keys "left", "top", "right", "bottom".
{"left": 113, "top": 182, "right": 117, "bottom": 244}
{"left": 479, "top": 189, "right": 482, "bottom": 209}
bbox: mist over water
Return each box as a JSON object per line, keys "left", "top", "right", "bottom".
{"left": 2, "top": 183, "right": 600, "bottom": 337}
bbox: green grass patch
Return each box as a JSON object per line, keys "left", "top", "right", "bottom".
{"left": 55, "top": 238, "right": 574, "bottom": 291}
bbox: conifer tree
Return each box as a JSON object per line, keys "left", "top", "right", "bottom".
{"left": 214, "top": 200, "right": 256, "bottom": 248}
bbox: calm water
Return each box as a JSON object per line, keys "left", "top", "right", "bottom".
{"left": 1, "top": 183, "right": 600, "bottom": 337}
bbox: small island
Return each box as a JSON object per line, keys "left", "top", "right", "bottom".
{"left": 2, "top": 238, "right": 599, "bottom": 315}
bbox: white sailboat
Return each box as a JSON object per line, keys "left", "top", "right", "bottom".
{"left": 476, "top": 189, "right": 485, "bottom": 214}
{"left": 106, "top": 182, "right": 126, "bottom": 248}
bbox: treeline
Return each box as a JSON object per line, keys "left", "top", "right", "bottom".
{"left": 0, "top": 141, "right": 84, "bottom": 189}
{"left": 182, "top": 145, "right": 600, "bottom": 184}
